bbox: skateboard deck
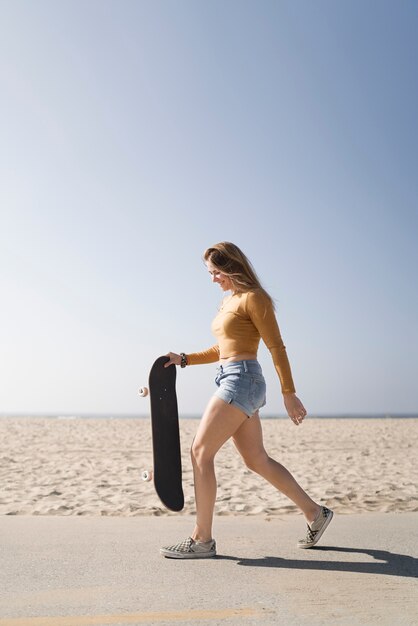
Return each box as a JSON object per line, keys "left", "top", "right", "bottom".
{"left": 147, "top": 355, "right": 184, "bottom": 512}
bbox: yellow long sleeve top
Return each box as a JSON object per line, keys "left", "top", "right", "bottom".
{"left": 187, "top": 289, "right": 296, "bottom": 394}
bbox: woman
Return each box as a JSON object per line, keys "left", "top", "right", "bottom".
{"left": 160, "top": 242, "right": 333, "bottom": 559}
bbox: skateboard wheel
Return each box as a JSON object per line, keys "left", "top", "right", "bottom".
{"left": 138, "top": 386, "right": 149, "bottom": 397}
{"left": 142, "top": 470, "right": 153, "bottom": 482}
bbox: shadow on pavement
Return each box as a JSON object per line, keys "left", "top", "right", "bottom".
{"left": 217, "top": 546, "right": 418, "bottom": 579}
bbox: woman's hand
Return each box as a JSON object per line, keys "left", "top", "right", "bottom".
{"left": 283, "top": 393, "right": 307, "bottom": 426}
{"left": 164, "top": 352, "right": 182, "bottom": 367}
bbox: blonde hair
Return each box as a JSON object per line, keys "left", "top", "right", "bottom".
{"left": 203, "top": 242, "right": 275, "bottom": 308}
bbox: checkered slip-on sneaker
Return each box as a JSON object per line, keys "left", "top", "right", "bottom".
{"left": 297, "top": 506, "right": 334, "bottom": 549}
{"left": 160, "top": 537, "right": 216, "bottom": 559}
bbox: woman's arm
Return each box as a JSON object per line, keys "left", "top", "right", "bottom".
{"left": 245, "top": 291, "right": 295, "bottom": 394}
{"left": 246, "top": 291, "right": 307, "bottom": 426}
{"left": 165, "top": 345, "right": 220, "bottom": 367}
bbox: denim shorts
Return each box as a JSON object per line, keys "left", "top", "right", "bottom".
{"left": 214, "top": 360, "right": 267, "bottom": 418}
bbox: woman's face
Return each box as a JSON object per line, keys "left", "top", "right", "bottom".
{"left": 206, "top": 261, "right": 234, "bottom": 292}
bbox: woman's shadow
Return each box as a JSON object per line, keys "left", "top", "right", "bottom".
{"left": 218, "top": 546, "right": 418, "bottom": 579}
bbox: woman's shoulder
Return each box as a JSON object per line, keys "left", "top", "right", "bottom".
{"left": 245, "top": 287, "right": 271, "bottom": 302}
{"left": 243, "top": 288, "right": 274, "bottom": 311}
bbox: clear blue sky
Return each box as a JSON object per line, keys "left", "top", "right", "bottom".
{"left": 1, "top": 0, "right": 417, "bottom": 416}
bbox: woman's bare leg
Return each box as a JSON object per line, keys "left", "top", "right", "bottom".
{"left": 190, "top": 396, "right": 248, "bottom": 542}
{"left": 232, "top": 413, "right": 321, "bottom": 523}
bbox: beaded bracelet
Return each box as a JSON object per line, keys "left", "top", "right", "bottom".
{"left": 180, "top": 353, "right": 188, "bottom": 368}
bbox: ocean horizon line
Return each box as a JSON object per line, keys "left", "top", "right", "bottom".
{"left": 1, "top": 413, "right": 417, "bottom": 420}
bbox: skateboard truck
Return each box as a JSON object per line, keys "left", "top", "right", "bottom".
{"left": 139, "top": 386, "right": 152, "bottom": 480}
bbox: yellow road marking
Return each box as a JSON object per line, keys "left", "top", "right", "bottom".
{"left": 0, "top": 607, "right": 259, "bottom": 625}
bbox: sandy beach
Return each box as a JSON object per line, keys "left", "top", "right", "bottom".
{"left": 1, "top": 417, "right": 418, "bottom": 625}
{"left": 1, "top": 417, "right": 417, "bottom": 517}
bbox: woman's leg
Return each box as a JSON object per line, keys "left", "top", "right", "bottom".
{"left": 232, "top": 413, "right": 321, "bottom": 523}
{"left": 191, "top": 396, "right": 248, "bottom": 542}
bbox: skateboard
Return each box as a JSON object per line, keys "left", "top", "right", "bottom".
{"left": 139, "top": 355, "right": 184, "bottom": 512}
